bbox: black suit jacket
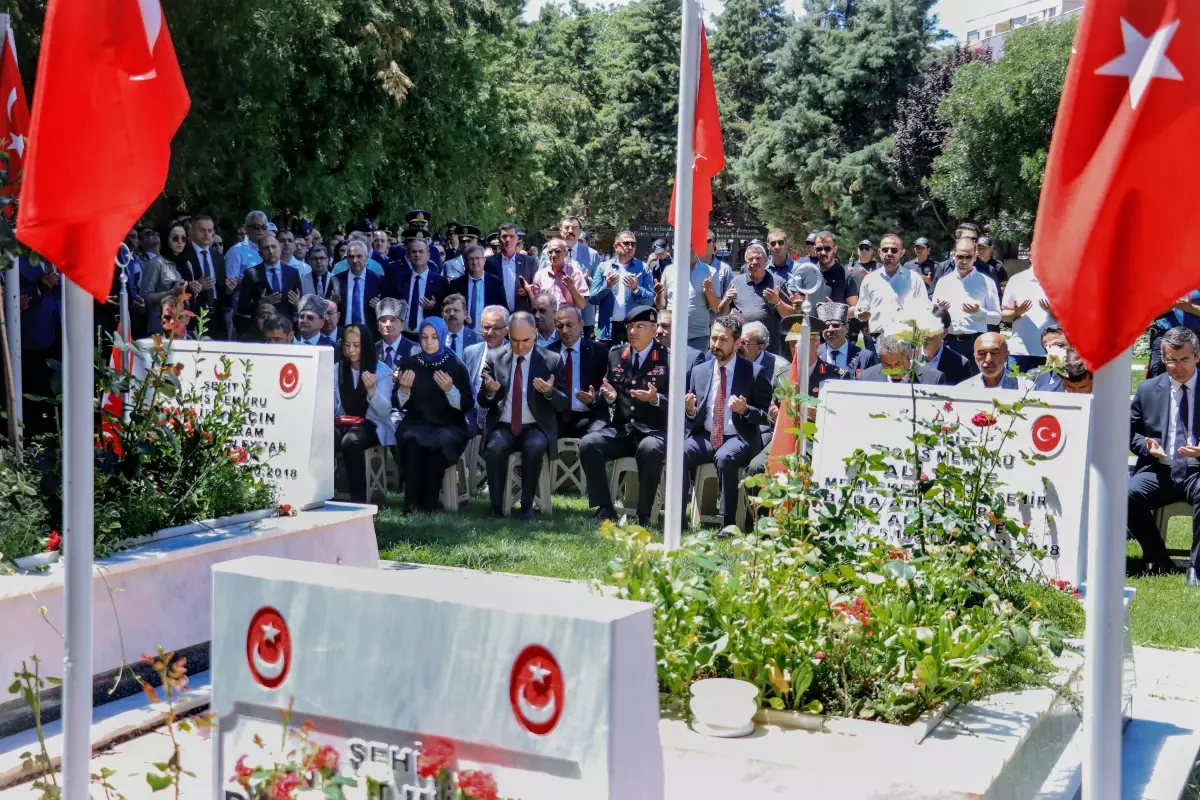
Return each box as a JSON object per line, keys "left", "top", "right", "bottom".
{"left": 448, "top": 272, "right": 507, "bottom": 322}
{"left": 1131, "top": 373, "right": 1200, "bottom": 476}
{"left": 238, "top": 263, "right": 303, "bottom": 320}
{"left": 549, "top": 338, "right": 610, "bottom": 427}
{"left": 685, "top": 355, "right": 772, "bottom": 456}
{"left": 603, "top": 341, "right": 671, "bottom": 434}
{"left": 388, "top": 267, "right": 450, "bottom": 325}
{"left": 858, "top": 363, "right": 946, "bottom": 385}
{"left": 930, "top": 345, "right": 975, "bottom": 385}
{"left": 478, "top": 346, "right": 569, "bottom": 457}
{"left": 182, "top": 244, "right": 228, "bottom": 323}
{"left": 338, "top": 270, "right": 386, "bottom": 331}
{"left": 376, "top": 336, "right": 415, "bottom": 370}
{"left": 817, "top": 341, "right": 877, "bottom": 379}
{"left": 484, "top": 253, "right": 538, "bottom": 312}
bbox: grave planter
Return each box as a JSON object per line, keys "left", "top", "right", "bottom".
{"left": 0, "top": 503, "right": 378, "bottom": 699}
{"left": 9, "top": 551, "right": 61, "bottom": 572}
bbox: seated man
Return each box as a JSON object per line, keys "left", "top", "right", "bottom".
{"left": 262, "top": 315, "right": 294, "bottom": 344}
{"left": 442, "top": 293, "right": 482, "bottom": 361}
{"left": 815, "top": 302, "right": 875, "bottom": 379}
{"left": 1128, "top": 326, "right": 1200, "bottom": 584}
{"left": 654, "top": 309, "right": 708, "bottom": 389}
{"left": 295, "top": 295, "right": 337, "bottom": 347}
{"left": 919, "top": 305, "right": 975, "bottom": 385}
{"left": 957, "top": 332, "right": 1027, "bottom": 389}
{"left": 375, "top": 297, "right": 414, "bottom": 369}
{"left": 239, "top": 300, "right": 279, "bottom": 343}
{"left": 464, "top": 305, "right": 511, "bottom": 438}
{"left": 477, "top": 312, "right": 567, "bottom": 520}
{"left": 548, "top": 305, "right": 611, "bottom": 439}
{"left": 858, "top": 334, "right": 946, "bottom": 384}
{"left": 1034, "top": 346, "right": 1093, "bottom": 393}
{"left": 683, "top": 315, "right": 772, "bottom": 530}
{"left": 739, "top": 321, "right": 790, "bottom": 389}
{"left": 579, "top": 306, "right": 671, "bottom": 525}
{"left": 532, "top": 291, "right": 560, "bottom": 348}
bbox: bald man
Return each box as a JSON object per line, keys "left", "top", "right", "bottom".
{"left": 958, "top": 332, "right": 1028, "bottom": 390}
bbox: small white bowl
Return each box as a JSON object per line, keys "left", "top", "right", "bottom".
{"left": 689, "top": 678, "right": 759, "bottom": 738}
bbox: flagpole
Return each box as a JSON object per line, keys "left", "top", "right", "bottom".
{"left": 663, "top": 0, "right": 701, "bottom": 552}
{"left": 60, "top": 278, "right": 94, "bottom": 800}
{"left": 3, "top": 253, "right": 20, "bottom": 440}
{"left": 1082, "top": 346, "right": 1131, "bottom": 800}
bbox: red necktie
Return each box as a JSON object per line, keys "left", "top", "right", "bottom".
{"left": 564, "top": 347, "right": 574, "bottom": 420}
{"left": 712, "top": 365, "right": 727, "bottom": 449}
{"left": 512, "top": 355, "right": 524, "bottom": 435}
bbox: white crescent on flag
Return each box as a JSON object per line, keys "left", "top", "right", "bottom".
{"left": 131, "top": 0, "right": 163, "bottom": 80}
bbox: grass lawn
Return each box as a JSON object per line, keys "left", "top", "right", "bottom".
{"left": 375, "top": 486, "right": 1200, "bottom": 650}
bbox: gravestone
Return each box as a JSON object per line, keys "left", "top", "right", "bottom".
{"left": 211, "top": 557, "right": 664, "bottom": 800}
{"left": 814, "top": 381, "right": 1093, "bottom": 586}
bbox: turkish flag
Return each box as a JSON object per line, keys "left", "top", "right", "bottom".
{"left": 1032, "top": 0, "right": 1199, "bottom": 369}
{"left": 16, "top": 0, "right": 189, "bottom": 301}
{"left": 766, "top": 355, "right": 802, "bottom": 476}
{"left": 669, "top": 23, "right": 724, "bottom": 259}
{"left": 0, "top": 20, "right": 29, "bottom": 202}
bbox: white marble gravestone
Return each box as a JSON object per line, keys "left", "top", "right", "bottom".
{"left": 211, "top": 557, "right": 664, "bottom": 800}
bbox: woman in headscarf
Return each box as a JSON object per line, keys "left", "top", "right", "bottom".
{"left": 334, "top": 324, "right": 395, "bottom": 503}
{"left": 393, "top": 317, "right": 474, "bottom": 512}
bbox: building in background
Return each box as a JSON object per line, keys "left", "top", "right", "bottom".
{"left": 966, "top": 0, "right": 1083, "bottom": 58}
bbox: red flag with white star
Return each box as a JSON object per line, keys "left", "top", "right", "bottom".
{"left": 668, "top": 23, "right": 724, "bottom": 259}
{"left": 0, "top": 18, "right": 29, "bottom": 209}
{"left": 1032, "top": 0, "right": 1200, "bottom": 369}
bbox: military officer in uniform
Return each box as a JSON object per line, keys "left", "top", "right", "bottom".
{"left": 578, "top": 306, "right": 671, "bottom": 526}
{"left": 442, "top": 225, "right": 481, "bottom": 281}
{"left": 815, "top": 302, "right": 875, "bottom": 378}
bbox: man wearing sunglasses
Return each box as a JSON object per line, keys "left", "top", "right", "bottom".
{"left": 932, "top": 237, "right": 1001, "bottom": 361}
{"left": 766, "top": 229, "right": 793, "bottom": 284}
{"left": 854, "top": 234, "right": 930, "bottom": 351}
{"left": 776, "top": 231, "right": 861, "bottom": 323}
{"left": 589, "top": 230, "right": 655, "bottom": 348}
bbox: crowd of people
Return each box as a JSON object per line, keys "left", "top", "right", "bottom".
{"left": 8, "top": 211, "right": 1200, "bottom": 584}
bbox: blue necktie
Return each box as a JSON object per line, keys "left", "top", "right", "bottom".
{"left": 1173, "top": 385, "right": 1191, "bottom": 484}
{"left": 268, "top": 268, "right": 279, "bottom": 294}
{"left": 451, "top": 332, "right": 458, "bottom": 356}
{"left": 409, "top": 275, "right": 422, "bottom": 329}
{"left": 352, "top": 276, "right": 362, "bottom": 325}
{"left": 469, "top": 279, "right": 480, "bottom": 327}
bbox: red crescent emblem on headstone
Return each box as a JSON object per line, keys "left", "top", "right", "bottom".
{"left": 246, "top": 606, "right": 291, "bottom": 689}
{"left": 279, "top": 363, "right": 300, "bottom": 398}
{"left": 509, "top": 645, "right": 564, "bottom": 736}
{"left": 1031, "top": 414, "right": 1064, "bottom": 456}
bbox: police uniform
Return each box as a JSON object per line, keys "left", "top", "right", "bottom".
{"left": 578, "top": 306, "right": 671, "bottom": 524}
{"left": 441, "top": 224, "right": 481, "bottom": 281}
{"left": 905, "top": 237, "right": 937, "bottom": 298}
{"left": 388, "top": 210, "right": 443, "bottom": 271}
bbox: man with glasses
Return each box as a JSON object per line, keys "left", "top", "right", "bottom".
{"left": 464, "top": 306, "right": 512, "bottom": 438}
{"left": 532, "top": 238, "right": 589, "bottom": 319}
{"left": 807, "top": 231, "right": 860, "bottom": 308}
{"left": 225, "top": 210, "right": 269, "bottom": 292}
{"left": 905, "top": 236, "right": 937, "bottom": 298}
{"left": 302, "top": 245, "right": 342, "bottom": 304}
{"left": 590, "top": 230, "right": 655, "bottom": 348}
{"left": 703, "top": 230, "right": 734, "bottom": 277}
{"left": 485, "top": 222, "right": 538, "bottom": 313}
{"left": 766, "top": 229, "right": 793, "bottom": 284}
{"left": 932, "top": 237, "right": 1001, "bottom": 361}
{"left": 739, "top": 321, "right": 790, "bottom": 388}
{"left": 1128, "top": 325, "right": 1200, "bottom": 583}
{"left": 448, "top": 244, "right": 506, "bottom": 332}
{"left": 294, "top": 295, "right": 337, "bottom": 348}
{"left": 441, "top": 224, "right": 481, "bottom": 281}
{"left": 932, "top": 222, "right": 993, "bottom": 285}
{"left": 816, "top": 302, "right": 875, "bottom": 377}
{"left": 854, "top": 233, "right": 930, "bottom": 352}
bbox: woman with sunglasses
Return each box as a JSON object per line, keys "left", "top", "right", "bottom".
{"left": 140, "top": 221, "right": 191, "bottom": 334}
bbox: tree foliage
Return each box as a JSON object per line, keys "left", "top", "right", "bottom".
{"left": 735, "top": 0, "right": 939, "bottom": 241}
{"left": 929, "top": 17, "right": 1077, "bottom": 242}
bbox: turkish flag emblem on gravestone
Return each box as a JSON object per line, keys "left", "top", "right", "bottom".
{"left": 509, "top": 645, "right": 564, "bottom": 736}
{"left": 1031, "top": 414, "right": 1065, "bottom": 457}
{"left": 246, "top": 606, "right": 292, "bottom": 690}
{"left": 279, "top": 362, "right": 301, "bottom": 398}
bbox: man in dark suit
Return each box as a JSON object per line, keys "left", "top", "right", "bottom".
{"left": 338, "top": 241, "right": 386, "bottom": 332}
{"left": 182, "top": 214, "right": 229, "bottom": 337}
{"left": 301, "top": 244, "right": 342, "bottom": 305}
{"left": 375, "top": 298, "right": 414, "bottom": 369}
{"left": 654, "top": 310, "right": 707, "bottom": 388}
{"left": 442, "top": 293, "right": 483, "bottom": 361}
{"left": 237, "top": 234, "right": 302, "bottom": 331}
{"left": 683, "top": 316, "right": 773, "bottom": 529}
{"left": 448, "top": 245, "right": 506, "bottom": 332}
{"left": 815, "top": 302, "right": 876, "bottom": 379}
{"left": 294, "top": 295, "right": 338, "bottom": 348}
{"left": 579, "top": 306, "right": 672, "bottom": 525}
{"left": 388, "top": 238, "right": 449, "bottom": 334}
{"left": 1129, "top": 326, "right": 1200, "bottom": 583}
{"left": 858, "top": 334, "right": 945, "bottom": 385}
{"left": 548, "top": 306, "right": 610, "bottom": 439}
{"left": 920, "top": 305, "right": 975, "bottom": 385}
{"left": 478, "top": 312, "right": 568, "bottom": 521}
{"left": 484, "top": 222, "right": 538, "bottom": 313}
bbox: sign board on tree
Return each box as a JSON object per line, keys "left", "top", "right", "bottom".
{"left": 813, "top": 381, "right": 1093, "bottom": 587}
{"left": 152, "top": 340, "right": 335, "bottom": 509}
{"left": 211, "top": 556, "right": 664, "bottom": 800}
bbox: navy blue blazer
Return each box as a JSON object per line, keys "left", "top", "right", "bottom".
{"left": 817, "top": 341, "right": 877, "bottom": 379}
{"left": 376, "top": 336, "right": 415, "bottom": 370}
{"left": 448, "top": 272, "right": 507, "bottom": 322}
{"left": 1131, "top": 373, "right": 1200, "bottom": 477}
{"left": 484, "top": 253, "right": 539, "bottom": 312}
{"left": 549, "top": 337, "right": 611, "bottom": 426}
{"left": 19, "top": 257, "right": 61, "bottom": 351}
{"left": 385, "top": 265, "right": 450, "bottom": 318}
{"left": 685, "top": 355, "right": 772, "bottom": 455}
{"left": 932, "top": 345, "right": 975, "bottom": 385}
{"left": 238, "top": 262, "right": 303, "bottom": 320}
{"left": 338, "top": 269, "right": 386, "bottom": 330}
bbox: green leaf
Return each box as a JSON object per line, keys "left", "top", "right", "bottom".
{"left": 145, "top": 773, "right": 173, "bottom": 791}
{"left": 801, "top": 699, "right": 824, "bottom": 714}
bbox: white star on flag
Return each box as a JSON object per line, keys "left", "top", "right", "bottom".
{"left": 528, "top": 663, "right": 551, "bottom": 684}
{"left": 1095, "top": 17, "right": 1183, "bottom": 109}
{"left": 261, "top": 622, "right": 280, "bottom": 643}
{"left": 8, "top": 132, "right": 22, "bottom": 158}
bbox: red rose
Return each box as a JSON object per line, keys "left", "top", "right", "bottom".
{"left": 943, "top": 402, "right": 953, "bottom": 411}
{"left": 417, "top": 737, "right": 455, "bottom": 779}
{"left": 231, "top": 755, "right": 253, "bottom": 788}
{"left": 888, "top": 548, "right": 910, "bottom": 561}
{"left": 457, "top": 770, "right": 500, "bottom": 800}
{"left": 313, "top": 744, "right": 338, "bottom": 772}
{"left": 46, "top": 530, "right": 62, "bottom": 552}
{"left": 621, "top": 347, "right": 630, "bottom": 360}
{"left": 814, "top": 651, "right": 828, "bottom": 661}
{"left": 970, "top": 412, "right": 997, "bottom": 428}
{"left": 272, "top": 773, "right": 302, "bottom": 799}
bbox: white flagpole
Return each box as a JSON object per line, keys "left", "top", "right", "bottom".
{"left": 663, "top": 0, "right": 701, "bottom": 552}
{"left": 60, "top": 278, "right": 95, "bottom": 799}
{"left": 1, "top": 15, "right": 21, "bottom": 439}
{"left": 1082, "top": 346, "right": 1131, "bottom": 799}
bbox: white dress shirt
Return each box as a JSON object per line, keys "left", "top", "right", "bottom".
{"left": 1002, "top": 267, "right": 1056, "bottom": 356}
{"left": 703, "top": 357, "right": 738, "bottom": 437}
{"left": 502, "top": 255, "right": 518, "bottom": 309}
{"left": 932, "top": 268, "right": 1002, "bottom": 334}
{"left": 856, "top": 265, "right": 930, "bottom": 335}
{"left": 1165, "top": 371, "right": 1199, "bottom": 466}
{"left": 498, "top": 353, "right": 535, "bottom": 426}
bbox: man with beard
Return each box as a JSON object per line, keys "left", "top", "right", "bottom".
{"left": 853, "top": 233, "right": 930, "bottom": 352}
{"left": 682, "top": 315, "right": 772, "bottom": 531}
